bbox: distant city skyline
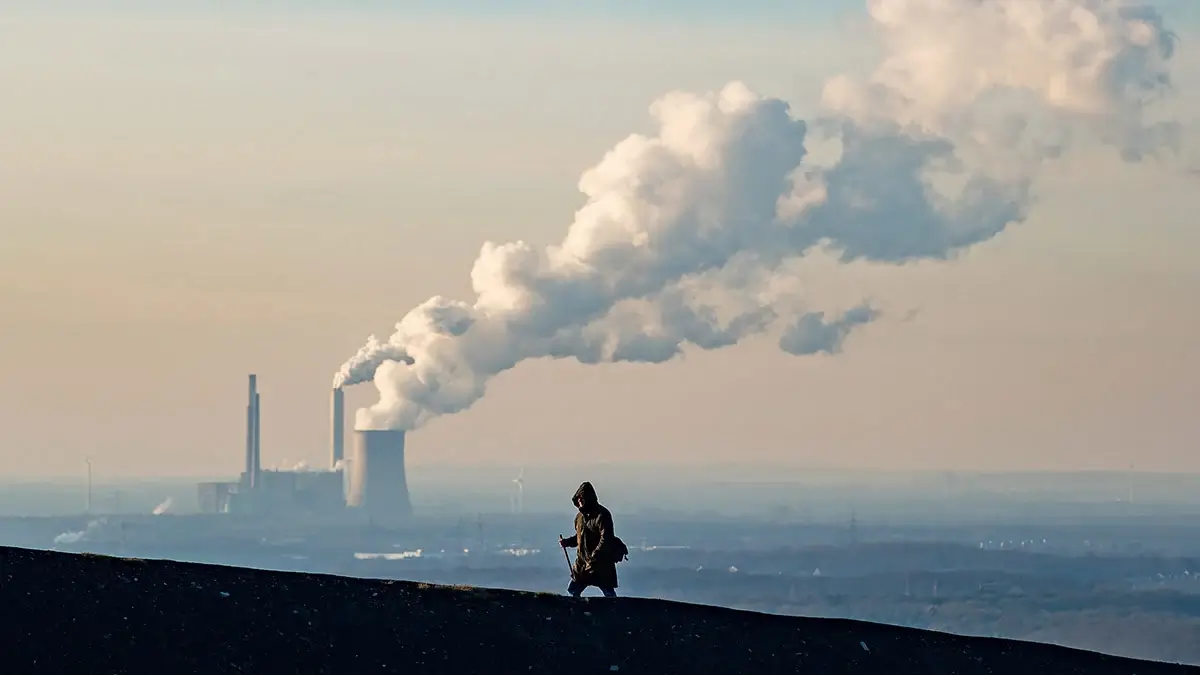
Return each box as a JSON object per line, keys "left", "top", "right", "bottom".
{"left": 2, "top": 1, "right": 1199, "bottom": 478}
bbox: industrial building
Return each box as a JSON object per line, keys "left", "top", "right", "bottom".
{"left": 197, "top": 374, "right": 413, "bottom": 520}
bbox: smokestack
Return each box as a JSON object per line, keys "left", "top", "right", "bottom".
{"left": 245, "top": 374, "right": 257, "bottom": 489}
{"left": 253, "top": 392, "right": 261, "bottom": 488}
{"left": 346, "top": 429, "right": 411, "bottom": 518}
{"left": 330, "top": 387, "right": 345, "bottom": 469}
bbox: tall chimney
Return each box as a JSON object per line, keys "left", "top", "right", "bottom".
{"left": 330, "top": 387, "right": 345, "bottom": 469}
{"left": 253, "top": 391, "right": 262, "bottom": 487}
{"left": 245, "top": 374, "right": 257, "bottom": 489}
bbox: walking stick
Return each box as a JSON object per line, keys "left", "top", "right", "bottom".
{"left": 558, "top": 534, "right": 574, "bottom": 578}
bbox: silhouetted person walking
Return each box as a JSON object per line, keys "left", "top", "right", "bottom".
{"left": 560, "top": 481, "right": 619, "bottom": 598}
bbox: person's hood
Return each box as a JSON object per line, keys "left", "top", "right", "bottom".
{"left": 572, "top": 481, "right": 598, "bottom": 509}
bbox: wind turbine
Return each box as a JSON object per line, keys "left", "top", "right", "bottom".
{"left": 512, "top": 468, "right": 524, "bottom": 515}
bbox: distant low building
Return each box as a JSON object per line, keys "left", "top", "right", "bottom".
{"left": 197, "top": 470, "right": 344, "bottom": 516}
{"left": 197, "top": 481, "right": 237, "bottom": 514}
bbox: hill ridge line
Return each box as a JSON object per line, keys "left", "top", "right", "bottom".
{"left": 1, "top": 545, "right": 1196, "bottom": 675}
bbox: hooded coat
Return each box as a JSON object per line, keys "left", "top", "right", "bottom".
{"left": 561, "top": 481, "right": 618, "bottom": 589}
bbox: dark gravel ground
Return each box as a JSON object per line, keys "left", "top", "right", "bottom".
{"left": 1, "top": 545, "right": 1197, "bottom": 675}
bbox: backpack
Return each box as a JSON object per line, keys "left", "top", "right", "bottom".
{"left": 610, "top": 535, "right": 629, "bottom": 563}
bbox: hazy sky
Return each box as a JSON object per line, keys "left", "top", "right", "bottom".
{"left": 2, "top": 1, "right": 1199, "bottom": 479}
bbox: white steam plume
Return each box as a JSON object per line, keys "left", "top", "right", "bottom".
{"left": 53, "top": 518, "right": 105, "bottom": 546}
{"left": 152, "top": 497, "right": 174, "bottom": 515}
{"left": 335, "top": 0, "right": 1184, "bottom": 431}
{"left": 823, "top": 0, "right": 1181, "bottom": 163}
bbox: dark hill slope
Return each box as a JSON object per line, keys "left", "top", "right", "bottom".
{"left": 0, "top": 546, "right": 1195, "bottom": 675}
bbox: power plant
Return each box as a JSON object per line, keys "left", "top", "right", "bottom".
{"left": 197, "top": 375, "right": 413, "bottom": 519}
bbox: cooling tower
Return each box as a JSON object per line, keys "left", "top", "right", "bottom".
{"left": 330, "top": 388, "right": 345, "bottom": 469}
{"left": 346, "top": 429, "right": 412, "bottom": 518}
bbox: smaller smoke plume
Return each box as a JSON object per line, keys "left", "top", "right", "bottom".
{"left": 332, "top": 459, "right": 347, "bottom": 471}
{"left": 333, "top": 336, "right": 413, "bottom": 389}
{"left": 53, "top": 530, "right": 86, "bottom": 545}
{"left": 53, "top": 518, "right": 105, "bottom": 545}
{"left": 779, "top": 304, "right": 879, "bottom": 356}
{"left": 273, "top": 459, "right": 316, "bottom": 472}
{"left": 152, "top": 498, "right": 173, "bottom": 515}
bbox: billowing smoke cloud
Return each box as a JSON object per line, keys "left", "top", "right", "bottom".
{"left": 823, "top": 0, "right": 1181, "bottom": 163}
{"left": 336, "top": 0, "right": 1184, "bottom": 431}
{"left": 152, "top": 497, "right": 174, "bottom": 515}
